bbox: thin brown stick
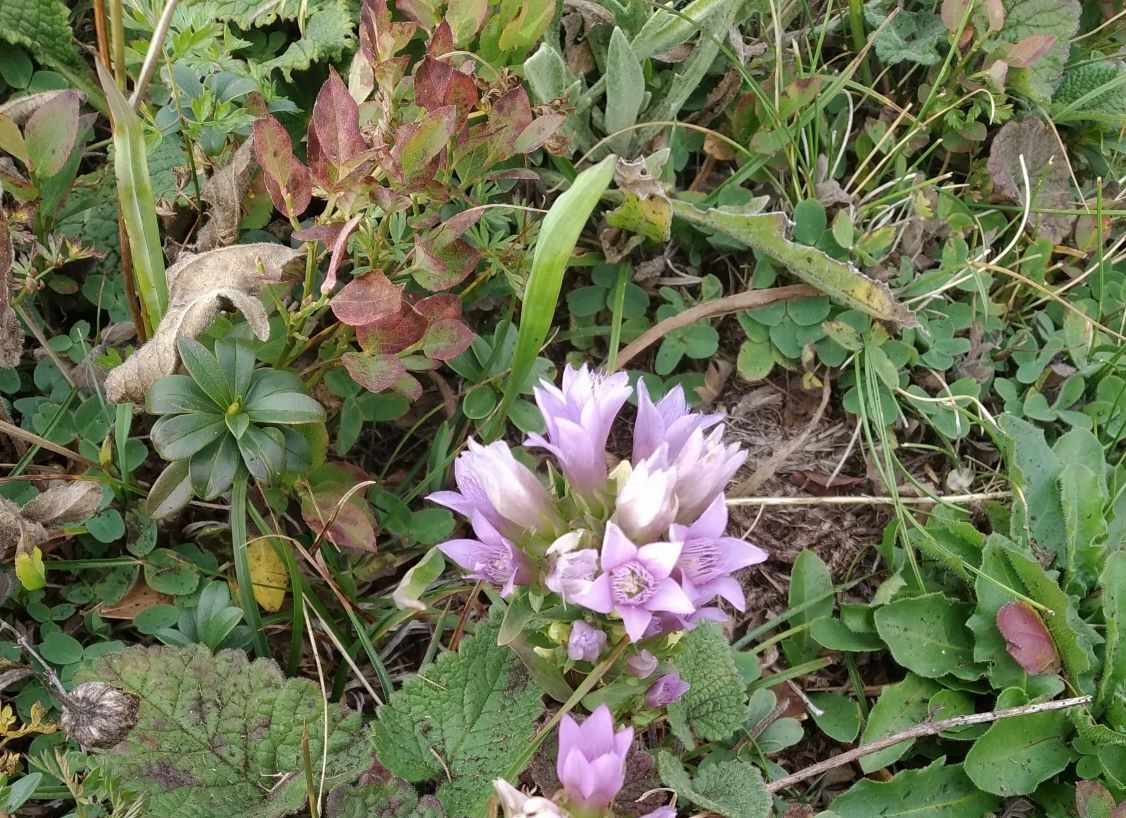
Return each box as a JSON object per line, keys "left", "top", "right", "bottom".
{"left": 92, "top": 0, "right": 112, "bottom": 68}
{"left": 766, "top": 694, "right": 1092, "bottom": 793}
{"left": 608, "top": 284, "right": 818, "bottom": 372}
{"left": 0, "top": 419, "right": 99, "bottom": 468}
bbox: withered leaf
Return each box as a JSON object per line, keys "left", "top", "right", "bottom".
{"left": 105, "top": 244, "right": 302, "bottom": 404}
{"left": 195, "top": 139, "right": 259, "bottom": 252}
{"left": 0, "top": 216, "right": 21, "bottom": 368}
{"left": 996, "top": 601, "right": 1059, "bottom": 674}
{"left": 1, "top": 480, "right": 103, "bottom": 557}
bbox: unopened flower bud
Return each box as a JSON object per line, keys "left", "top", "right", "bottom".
{"left": 61, "top": 682, "right": 139, "bottom": 749}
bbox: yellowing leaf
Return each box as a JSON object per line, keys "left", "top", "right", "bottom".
{"left": 14, "top": 546, "right": 45, "bottom": 590}
{"left": 249, "top": 538, "right": 288, "bottom": 612}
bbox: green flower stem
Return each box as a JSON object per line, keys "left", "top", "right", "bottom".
{"left": 502, "top": 636, "right": 630, "bottom": 783}
{"left": 231, "top": 474, "right": 269, "bottom": 658}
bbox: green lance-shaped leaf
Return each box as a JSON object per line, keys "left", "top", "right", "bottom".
{"left": 489, "top": 156, "right": 616, "bottom": 438}
{"left": 96, "top": 62, "right": 167, "bottom": 335}
{"left": 670, "top": 200, "right": 917, "bottom": 327}
{"left": 75, "top": 644, "right": 371, "bottom": 818}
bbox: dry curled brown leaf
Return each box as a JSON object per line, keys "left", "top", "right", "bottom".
{"left": 0, "top": 217, "right": 21, "bottom": 368}
{"left": 195, "top": 139, "right": 259, "bottom": 252}
{"left": 0, "top": 480, "right": 103, "bottom": 557}
{"left": 104, "top": 243, "right": 302, "bottom": 404}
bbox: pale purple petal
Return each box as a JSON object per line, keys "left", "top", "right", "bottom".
{"left": 647, "top": 578, "right": 696, "bottom": 614}
{"left": 568, "top": 621, "right": 607, "bottom": 662}
{"left": 627, "top": 650, "right": 658, "bottom": 678}
{"left": 639, "top": 807, "right": 677, "bottom": 818}
{"left": 645, "top": 671, "right": 690, "bottom": 708}
{"left": 572, "top": 574, "right": 614, "bottom": 614}
{"left": 613, "top": 455, "right": 678, "bottom": 543}
{"left": 636, "top": 540, "right": 682, "bottom": 578}
{"left": 619, "top": 605, "right": 654, "bottom": 642}
{"left": 600, "top": 523, "right": 639, "bottom": 570}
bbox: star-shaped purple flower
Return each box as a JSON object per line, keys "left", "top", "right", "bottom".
{"left": 526, "top": 365, "right": 632, "bottom": 494}
{"left": 436, "top": 510, "right": 534, "bottom": 597}
{"left": 670, "top": 494, "right": 767, "bottom": 612}
{"left": 572, "top": 523, "right": 695, "bottom": 642}
{"left": 557, "top": 705, "right": 633, "bottom": 813}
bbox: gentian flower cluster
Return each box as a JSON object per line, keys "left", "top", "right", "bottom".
{"left": 432, "top": 364, "right": 766, "bottom": 648}
{"left": 493, "top": 705, "right": 676, "bottom": 818}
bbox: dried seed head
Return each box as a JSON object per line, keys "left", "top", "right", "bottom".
{"left": 61, "top": 682, "right": 139, "bottom": 749}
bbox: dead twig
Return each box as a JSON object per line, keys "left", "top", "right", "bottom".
{"left": 727, "top": 491, "right": 1011, "bottom": 507}
{"left": 766, "top": 694, "right": 1091, "bottom": 793}
{"left": 608, "top": 284, "right": 818, "bottom": 372}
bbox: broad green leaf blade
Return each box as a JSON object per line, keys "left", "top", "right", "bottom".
{"left": 631, "top": 0, "right": 737, "bottom": 60}
{"left": 874, "top": 593, "right": 983, "bottom": 680}
{"left": 604, "top": 28, "right": 644, "bottom": 152}
{"left": 372, "top": 612, "right": 545, "bottom": 817}
{"left": 666, "top": 622, "right": 749, "bottom": 748}
{"left": 215, "top": 338, "right": 256, "bottom": 401}
{"left": 146, "top": 460, "right": 193, "bottom": 520}
{"left": 76, "top": 645, "right": 370, "bottom": 818}
{"left": 150, "top": 414, "right": 227, "bottom": 461}
{"left": 830, "top": 759, "right": 1000, "bottom": 817}
{"left": 490, "top": 156, "right": 616, "bottom": 438}
{"left": 670, "top": 200, "right": 917, "bottom": 326}
{"left": 964, "top": 706, "right": 1072, "bottom": 795}
{"left": 96, "top": 61, "right": 167, "bottom": 333}
{"left": 782, "top": 549, "right": 835, "bottom": 666}
{"left": 237, "top": 425, "right": 286, "bottom": 483}
{"left": 246, "top": 393, "right": 327, "bottom": 425}
{"left": 146, "top": 375, "right": 216, "bottom": 416}
{"left": 189, "top": 435, "right": 241, "bottom": 500}
{"left": 178, "top": 339, "right": 233, "bottom": 408}
{"left": 657, "top": 751, "right": 770, "bottom": 818}
{"left": 859, "top": 673, "right": 941, "bottom": 772}
{"left": 391, "top": 546, "right": 446, "bottom": 612}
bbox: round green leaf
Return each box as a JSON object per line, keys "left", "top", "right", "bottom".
{"left": 463, "top": 385, "right": 498, "bottom": 420}
{"left": 144, "top": 548, "right": 200, "bottom": 596}
{"left": 39, "top": 631, "right": 84, "bottom": 665}
{"left": 134, "top": 604, "right": 182, "bottom": 635}
{"left": 86, "top": 509, "right": 126, "bottom": 543}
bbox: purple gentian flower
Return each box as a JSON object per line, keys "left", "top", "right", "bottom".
{"left": 568, "top": 621, "right": 607, "bottom": 662}
{"left": 493, "top": 779, "right": 568, "bottom": 818}
{"left": 526, "top": 365, "right": 631, "bottom": 494}
{"left": 633, "top": 381, "right": 721, "bottom": 463}
{"left": 626, "top": 650, "right": 658, "bottom": 678}
{"left": 572, "top": 523, "right": 694, "bottom": 642}
{"left": 557, "top": 705, "right": 633, "bottom": 813}
{"left": 612, "top": 454, "right": 678, "bottom": 543}
{"left": 664, "top": 426, "right": 747, "bottom": 523}
{"left": 546, "top": 533, "right": 600, "bottom": 605}
{"left": 639, "top": 807, "right": 677, "bottom": 818}
{"left": 644, "top": 671, "right": 690, "bottom": 708}
{"left": 430, "top": 438, "right": 559, "bottom": 538}
{"left": 670, "top": 494, "right": 767, "bottom": 611}
{"left": 436, "top": 511, "right": 533, "bottom": 597}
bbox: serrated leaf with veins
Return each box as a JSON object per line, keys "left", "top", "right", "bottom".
{"left": 373, "top": 612, "right": 545, "bottom": 817}
{"left": 666, "top": 622, "right": 750, "bottom": 748}
{"left": 105, "top": 244, "right": 302, "bottom": 404}
{"left": 76, "top": 644, "right": 370, "bottom": 818}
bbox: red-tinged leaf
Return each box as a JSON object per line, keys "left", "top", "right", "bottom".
{"left": 426, "top": 18, "right": 455, "bottom": 56}
{"left": 1006, "top": 35, "right": 1057, "bottom": 68}
{"left": 321, "top": 212, "right": 364, "bottom": 294}
{"left": 414, "top": 234, "right": 481, "bottom": 290}
{"left": 331, "top": 270, "right": 402, "bottom": 326}
{"left": 372, "top": 55, "right": 412, "bottom": 99}
{"left": 343, "top": 350, "right": 407, "bottom": 393}
{"left": 308, "top": 69, "right": 366, "bottom": 187}
{"left": 486, "top": 86, "right": 534, "bottom": 149}
{"left": 252, "top": 115, "right": 311, "bottom": 218}
{"left": 415, "top": 56, "right": 478, "bottom": 118}
{"left": 298, "top": 463, "right": 378, "bottom": 552}
{"left": 513, "top": 114, "right": 566, "bottom": 155}
{"left": 372, "top": 185, "right": 412, "bottom": 215}
{"left": 444, "top": 0, "right": 487, "bottom": 44}
{"left": 24, "top": 90, "right": 80, "bottom": 178}
{"left": 360, "top": 0, "right": 417, "bottom": 63}
{"left": 293, "top": 223, "right": 344, "bottom": 244}
{"left": 1076, "top": 781, "right": 1117, "bottom": 818}
{"left": 413, "top": 293, "right": 462, "bottom": 322}
{"left": 356, "top": 302, "right": 427, "bottom": 354}
{"left": 983, "top": 0, "right": 1005, "bottom": 32}
{"left": 397, "top": 0, "right": 442, "bottom": 29}
{"left": 996, "top": 601, "right": 1059, "bottom": 674}
{"left": 390, "top": 105, "right": 457, "bottom": 186}
{"left": 422, "top": 317, "right": 474, "bottom": 360}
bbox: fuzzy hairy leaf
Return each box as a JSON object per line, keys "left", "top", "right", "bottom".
{"left": 830, "top": 759, "right": 999, "bottom": 817}
{"left": 0, "top": 0, "right": 99, "bottom": 102}
{"left": 1054, "top": 61, "right": 1126, "bottom": 125}
{"left": 657, "top": 751, "right": 770, "bottom": 818}
{"left": 372, "top": 613, "right": 544, "bottom": 817}
{"left": 666, "top": 622, "right": 749, "bottom": 748}
{"left": 260, "top": 1, "right": 356, "bottom": 79}
{"left": 76, "top": 645, "right": 370, "bottom": 818}
{"left": 984, "top": 0, "right": 1080, "bottom": 102}
{"left": 864, "top": 2, "right": 947, "bottom": 66}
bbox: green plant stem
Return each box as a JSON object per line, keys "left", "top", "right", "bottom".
{"left": 606, "top": 263, "right": 629, "bottom": 370}
{"left": 109, "top": 0, "right": 126, "bottom": 92}
{"left": 231, "top": 475, "right": 269, "bottom": 658}
{"left": 502, "top": 637, "right": 630, "bottom": 782}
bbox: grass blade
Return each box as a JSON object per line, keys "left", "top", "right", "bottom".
{"left": 487, "top": 156, "right": 616, "bottom": 438}
{"left": 96, "top": 61, "right": 168, "bottom": 336}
